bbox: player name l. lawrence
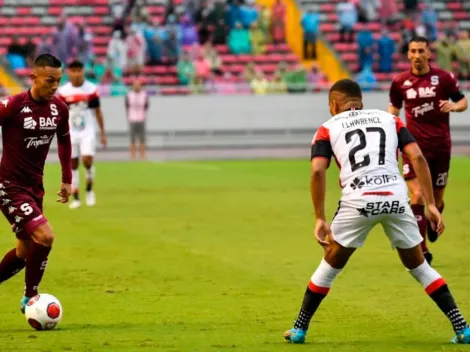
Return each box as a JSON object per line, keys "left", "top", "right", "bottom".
{"left": 341, "top": 116, "right": 381, "bottom": 129}
{"left": 24, "top": 135, "right": 54, "bottom": 149}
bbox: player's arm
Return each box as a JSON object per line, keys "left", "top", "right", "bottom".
{"left": 440, "top": 74, "right": 468, "bottom": 113}
{"left": 388, "top": 80, "right": 403, "bottom": 116}
{"left": 89, "top": 92, "right": 107, "bottom": 147}
{"left": 0, "top": 97, "right": 13, "bottom": 126}
{"left": 56, "top": 107, "right": 72, "bottom": 203}
{"left": 396, "top": 118, "right": 444, "bottom": 234}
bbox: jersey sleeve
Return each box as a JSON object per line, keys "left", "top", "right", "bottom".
{"left": 88, "top": 89, "right": 100, "bottom": 109}
{"left": 393, "top": 116, "right": 415, "bottom": 151}
{"left": 311, "top": 125, "right": 333, "bottom": 161}
{"left": 446, "top": 72, "right": 465, "bottom": 102}
{"left": 0, "top": 96, "right": 13, "bottom": 126}
{"left": 389, "top": 79, "right": 403, "bottom": 109}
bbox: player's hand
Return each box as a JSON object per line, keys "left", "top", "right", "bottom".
{"left": 439, "top": 100, "right": 455, "bottom": 113}
{"left": 314, "top": 219, "right": 331, "bottom": 247}
{"left": 100, "top": 133, "right": 107, "bottom": 148}
{"left": 56, "top": 183, "right": 72, "bottom": 203}
{"left": 426, "top": 204, "right": 445, "bottom": 236}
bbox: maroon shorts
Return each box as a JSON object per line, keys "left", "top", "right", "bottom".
{"left": 402, "top": 150, "right": 451, "bottom": 189}
{"left": 0, "top": 180, "right": 48, "bottom": 240}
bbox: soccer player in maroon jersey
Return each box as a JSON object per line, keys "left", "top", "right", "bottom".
{"left": 388, "top": 36, "right": 468, "bottom": 265}
{"left": 0, "top": 54, "right": 72, "bottom": 313}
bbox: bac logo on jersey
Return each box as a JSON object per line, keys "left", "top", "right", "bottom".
{"left": 418, "top": 86, "right": 436, "bottom": 98}
{"left": 357, "top": 201, "right": 405, "bottom": 217}
{"left": 406, "top": 88, "right": 418, "bottom": 99}
{"left": 23, "top": 117, "right": 37, "bottom": 130}
{"left": 39, "top": 117, "right": 57, "bottom": 130}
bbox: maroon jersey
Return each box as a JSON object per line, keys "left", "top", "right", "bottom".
{"left": 389, "top": 67, "right": 465, "bottom": 152}
{"left": 0, "top": 91, "right": 72, "bottom": 186}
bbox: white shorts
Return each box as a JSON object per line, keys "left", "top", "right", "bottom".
{"left": 71, "top": 133, "right": 96, "bottom": 159}
{"left": 330, "top": 196, "right": 422, "bottom": 249}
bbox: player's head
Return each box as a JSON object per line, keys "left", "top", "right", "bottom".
{"left": 328, "top": 79, "right": 363, "bottom": 116}
{"left": 30, "top": 54, "right": 62, "bottom": 101}
{"left": 408, "top": 36, "right": 431, "bottom": 73}
{"left": 67, "top": 60, "right": 85, "bottom": 87}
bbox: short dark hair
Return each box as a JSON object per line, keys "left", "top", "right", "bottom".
{"left": 329, "top": 79, "right": 362, "bottom": 99}
{"left": 67, "top": 60, "right": 84, "bottom": 69}
{"left": 34, "top": 54, "right": 62, "bottom": 68}
{"left": 409, "top": 36, "right": 429, "bottom": 47}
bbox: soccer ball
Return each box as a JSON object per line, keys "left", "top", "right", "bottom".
{"left": 24, "top": 293, "right": 63, "bottom": 331}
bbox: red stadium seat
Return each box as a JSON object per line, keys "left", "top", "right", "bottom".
{"left": 48, "top": 7, "right": 62, "bottom": 15}
{"left": 16, "top": 7, "right": 32, "bottom": 15}
{"left": 14, "top": 68, "right": 31, "bottom": 77}
{"left": 221, "top": 54, "right": 237, "bottom": 64}
{"left": 320, "top": 23, "right": 337, "bottom": 32}
{"left": 320, "top": 3, "right": 335, "bottom": 13}
{"left": 93, "top": 7, "right": 109, "bottom": 15}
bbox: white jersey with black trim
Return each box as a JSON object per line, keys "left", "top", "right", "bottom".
{"left": 58, "top": 80, "right": 100, "bottom": 136}
{"left": 311, "top": 109, "right": 416, "bottom": 201}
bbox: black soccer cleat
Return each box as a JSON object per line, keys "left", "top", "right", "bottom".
{"left": 427, "top": 220, "right": 439, "bottom": 243}
{"left": 423, "top": 251, "right": 433, "bottom": 266}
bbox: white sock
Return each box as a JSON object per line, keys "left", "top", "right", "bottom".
{"left": 309, "top": 258, "right": 342, "bottom": 293}
{"left": 71, "top": 169, "right": 79, "bottom": 193}
{"left": 408, "top": 260, "right": 443, "bottom": 291}
{"left": 85, "top": 166, "right": 95, "bottom": 186}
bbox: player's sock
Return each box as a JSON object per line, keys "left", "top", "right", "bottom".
{"left": 85, "top": 166, "right": 95, "bottom": 192}
{"left": 24, "top": 242, "right": 51, "bottom": 297}
{"left": 293, "top": 259, "right": 342, "bottom": 331}
{"left": 72, "top": 168, "right": 79, "bottom": 200}
{"left": 0, "top": 248, "right": 25, "bottom": 283}
{"left": 410, "top": 204, "right": 428, "bottom": 253}
{"left": 409, "top": 261, "right": 468, "bottom": 332}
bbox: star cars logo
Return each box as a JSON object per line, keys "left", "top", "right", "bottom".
{"left": 418, "top": 86, "right": 436, "bottom": 98}
{"left": 357, "top": 201, "right": 406, "bottom": 217}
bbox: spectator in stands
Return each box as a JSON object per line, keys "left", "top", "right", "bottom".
{"left": 435, "top": 32, "right": 455, "bottom": 72}
{"left": 240, "top": 0, "right": 259, "bottom": 29}
{"left": 208, "top": 0, "right": 227, "bottom": 25}
{"left": 301, "top": 8, "right": 320, "bottom": 59}
{"left": 414, "top": 18, "right": 426, "bottom": 38}
{"left": 378, "top": 0, "right": 399, "bottom": 26}
{"left": 204, "top": 43, "right": 223, "bottom": 75}
{"left": 404, "top": 0, "right": 418, "bottom": 15}
{"left": 356, "top": 65, "right": 377, "bottom": 91}
{"left": 24, "top": 38, "right": 37, "bottom": 67}
{"left": 76, "top": 21, "right": 93, "bottom": 65}
{"left": 110, "top": 0, "right": 126, "bottom": 32}
{"left": 195, "top": 0, "right": 211, "bottom": 44}
{"left": 85, "top": 57, "right": 107, "bottom": 84}
{"left": 269, "top": 72, "right": 287, "bottom": 93}
{"left": 126, "top": 27, "right": 146, "bottom": 75}
{"left": 259, "top": 5, "right": 272, "bottom": 43}
{"left": 126, "top": 78, "right": 149, "bottom": 160}
{"left": 399, "top": 16, "right": 415, "bottom": 55}
{"left": 53, "top": 15, "right": 79, "bottom": 64}
{"left": 337, "top": 0, "right": 358, "bottom": 43}
{"left": 213, "top": 19, "right": 229, "bottom": 45}
{"left": 422, "top": 3, "right": 437, "bottom": 42}
{"left": 455, "top": 31, "right": 470, "bottom": 80}
{"left": 194, "top": 52, "right": 211, "bottom": 82}
{"left": 227, "top": 0, "right": 243, "bottom": 28}
{"left": 357, "top": 29, "right": 375, "bottom": 71}
{"left": 359, "top": 0, "right": 378, "bottom": 22}
{"left": 107, "top": 30, "right": 127, "bottom": 72}
{"left": 228, "top": 22, "right": 251, "bottom": 55}
{"left": 285, "top": 64, "right": 308, "bottom": 93}
{"left": 177, "top": 52, "right": 196, "bottom": 84}
{"left": 244, "top": 61, "right": 257, "bottom": 81}
{"left": 144, "top": 19, "right": 164, "bottom": 65}
{"left": 271, "top": 0, "right": 286, "bottom": 44}
{"left": 181, "top": 15, "right": 199, "bottom": 46}
{"left": 307, "top": 62, "right": 327, "bottom": 88}
{"left": 251, "top": 71, "right": 269, "bottom": 94}
{"left": 6, "top": 36, "right": 27, "bottom": 70}
{"left": 377, "top": 29, "right": 395, "bottom": 73}
{"left": 165, "top": 26, "right": 180, "bottom": 65}
{"left": 36, "top": 35, "right": 56, "bottom": 58}
{"left": 250, "top": 23, "right": 266, "bottom": 55}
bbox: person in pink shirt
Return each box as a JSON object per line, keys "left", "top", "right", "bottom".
{"left": 194, "top": 53, "right": 211, "bottom": 82}
{"left": 125, "top": 78, "right": 149, "bottom": 160}
{"left": 271, "top": 0, "right": 286, "bottom": 43}
{"left": 126, "top": 28, "right": 146, "bottom": 75}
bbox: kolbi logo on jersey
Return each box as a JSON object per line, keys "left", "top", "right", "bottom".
{"left": 24, "top": 135, "right": 54, "bottom": 149}
{"left": 350, "top": 175, "right": 399, "bottom": 190}
{"left": 412, "top": 102, "right": 434, "bottom": 118}
{"left": 357, "top": 201, "right": 406, "bottom": 218}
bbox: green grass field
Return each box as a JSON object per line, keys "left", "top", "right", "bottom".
{"left": 1, "top": 158, "right": 470, "bottom": 352}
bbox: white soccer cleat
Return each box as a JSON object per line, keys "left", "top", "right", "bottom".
{"left": 69, "top": 200, "right": 81, "bottom": 209}
{"left": 86, "top": 191, "right": 96, "bottom": 207}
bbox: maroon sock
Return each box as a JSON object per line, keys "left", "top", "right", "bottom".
{"left": 25, "top": 242, "right": 52, "bottom": 297}
{"left": 411, "top": 204, "right": 428, "bottom": 253}
{"left": 0, "top": 248, "right": 25, "bottom": 283}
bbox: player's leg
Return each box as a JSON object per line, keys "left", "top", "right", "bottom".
{"left": 137, "top": 123, "right": 147, "bottom": 160}
{"left": 0, "top": 238, "right": 29, "bottom": 284}
{"left": 81, "top": 135, "right": 97, "bottom": 206}
{"left": 403, "top": 157, "right": 431, "bottom": 263}
{"left": 398, "top": 244, "right": 470, "bottom": 343}
{"left": 285, "top": 204, "right": 369, "bottom": 343}
{"left": 426, "top": 154, "right": 449, "bottom": 242}
{"left": 70, "top": 137, "right": 81, "bottom": 209}
{"left": 129, "top": 123, "right": 137, "bottom": 160}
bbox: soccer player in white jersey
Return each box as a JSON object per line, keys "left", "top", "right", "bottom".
{"left": 284, "top": 79, "right": 470, "bottom": 344}
{"left": 58, "top": 60, "right": 107, "bottom": 209}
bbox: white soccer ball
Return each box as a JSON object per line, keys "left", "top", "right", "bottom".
{"left": 24, "top": 293, "right": 63, "bottom": 331}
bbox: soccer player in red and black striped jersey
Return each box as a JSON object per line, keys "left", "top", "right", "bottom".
{"left": 389, "top": 37, "right": 468, "bottom": 264}
{"left": 0, "top": 54, "right": 72, "bottom": 313}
